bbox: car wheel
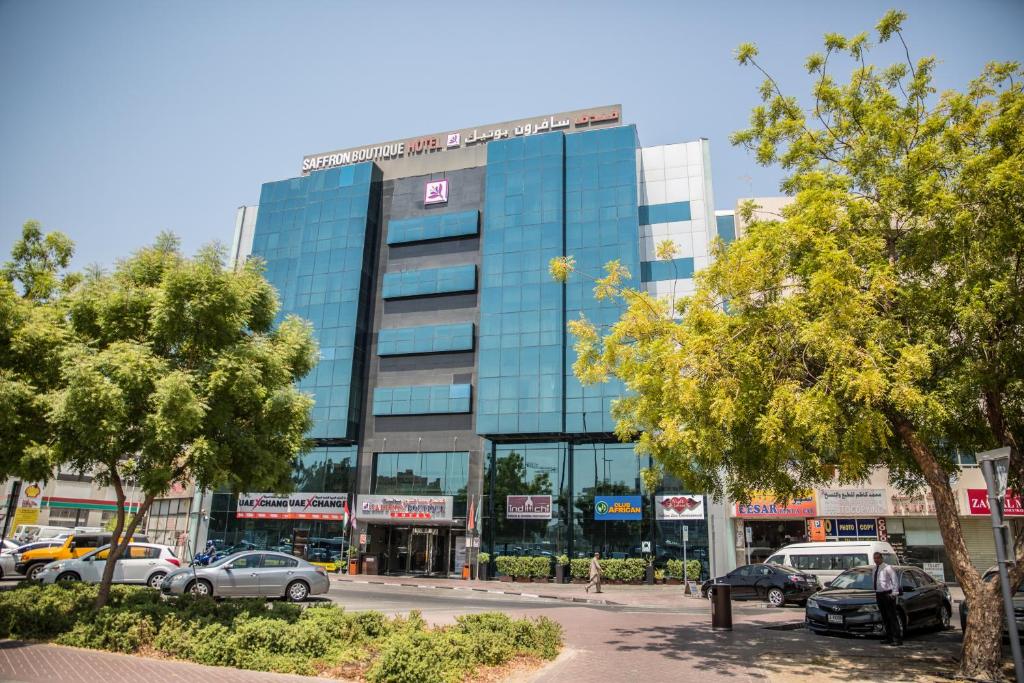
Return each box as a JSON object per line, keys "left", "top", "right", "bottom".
{"left": 188, "top": 579, "right": 213, "bottom": 597}
{"left": 938, "top": 603, "right": 951, "bottom": 631}
{"left": 767, "top": 588, "right": 785, "bottom": 607}
{"left": 148, "top": 572, "right": 167, "bottom": 590}
{"left": 27, "top": 564, "right": 46, "bottom": 582}
{"left": 286, "top": 580, "right": 309, "bottom": 602}
{"left": 56, "top": 572, "right": 80, "bottom": 582}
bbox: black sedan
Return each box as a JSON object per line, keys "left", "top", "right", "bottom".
{"left": 959, "top": 567, "right": 1024, "bottom": 636}
{"left": 806, "top": 565, "right": 951, "bottom": 639}
{"left": 701, "top": 563, "right": 818, "bottom": 607}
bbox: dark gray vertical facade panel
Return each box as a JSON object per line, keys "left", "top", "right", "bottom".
{"left": 356, "top": 167, "right": 488, "bottom": 508}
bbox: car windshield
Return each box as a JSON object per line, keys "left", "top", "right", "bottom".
{"left": 829, "top": 570, "right": 874, "bottom": 590}
{"left": 207, "top": 553, "right": 242, "bottom": 568}
{"left": 81, "top": 545, "right": 112, "bottom": 560}
{"left": 984, "top": 571, "right": 1024, "bottom": 593}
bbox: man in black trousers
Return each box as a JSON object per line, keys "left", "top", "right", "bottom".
{"left": 873, "top": 551, "right": 902, "bottom": 645}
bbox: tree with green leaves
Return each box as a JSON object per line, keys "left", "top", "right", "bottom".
{"left": 2, "top": 227, "right": 318, "bottom": 608}
{"left": 553, "top": 11, "right": 1021, "bottom": 679}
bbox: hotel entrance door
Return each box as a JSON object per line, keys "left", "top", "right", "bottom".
{"left": 383, "top": 526, "right": 451, "bottom": 576}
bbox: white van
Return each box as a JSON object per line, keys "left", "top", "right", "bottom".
{"left": 765, "top": 541, "right": 900, "bottom": 584}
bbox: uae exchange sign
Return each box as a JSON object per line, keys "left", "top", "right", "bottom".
{"left": 236, "top": 493, "right": 346, "bottom": 520}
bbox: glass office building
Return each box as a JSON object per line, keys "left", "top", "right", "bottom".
{"left": 215, "top": 106, "right": 732, "bottom": 578}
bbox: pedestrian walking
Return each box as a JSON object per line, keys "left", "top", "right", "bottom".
{"left": 586, "top": 552, "right": 603, "bottom": 594}
{"left": 873, "top": 551, "right": 902, "bottom": 645}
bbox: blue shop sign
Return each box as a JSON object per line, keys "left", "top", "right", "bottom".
{"left": 835, "top": 518, "right": 859, "bottom": 537}
{"left": 856, "top": 518, "right": 877, "bottom": 536}
{"left": 595, "top": 495, "right": 643, "bottom": 520}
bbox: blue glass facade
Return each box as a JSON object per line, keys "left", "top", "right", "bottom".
{"left": 640, "top": 257, "right": 695, "bottom": 282}
{"left": 250, "top": 162, "right": 380, "bottom": 440}
{"left": 377, "top": 323, "right": 474, "bottom": 356}
{"left": 386, "top": 210, "right": 479, "bottom": 245}
{"left": 477, "top": 133, "right": 565, "bottom": 435}
{"left": 381, "top": 264, "right": 476, "bottom": 299}
{"left": 564, "top": 125, "right": 641, "bottom": 434}
{"left": 372, "top": 384, "right": 472, "bottom": 416}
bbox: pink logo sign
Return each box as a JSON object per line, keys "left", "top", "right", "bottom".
{"left": 424, "top": 179, "right": 449, "bottom": 205}
{"left": 446, "top": 133, "right": 461, "bottom": 148}
{"left": 507, "top": 495, "right": 552, "bottom": 520}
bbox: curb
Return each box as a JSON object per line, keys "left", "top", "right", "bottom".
{"left": 329, "top": 576, "right": 623, "bottom": 606}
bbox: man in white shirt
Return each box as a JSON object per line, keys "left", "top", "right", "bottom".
{"left": 873, "top": 551, "right": 902, "bottom": 645}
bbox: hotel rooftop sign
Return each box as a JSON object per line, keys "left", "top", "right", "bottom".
{"left": 301, "top": 105, "right": 622, "bottom": 175}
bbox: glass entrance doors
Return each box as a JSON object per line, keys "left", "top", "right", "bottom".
{"left": 382, "top": 526, "right": 451, "bottom": 576}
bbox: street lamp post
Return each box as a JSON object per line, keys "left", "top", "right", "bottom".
{"left": 978, "top": 446, "right": 1023, "bottom": 683}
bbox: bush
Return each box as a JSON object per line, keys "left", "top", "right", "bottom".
{"left": 686, "top": 559, "right": 702, "bottom": 581}
{"left": 528, "top": 556, "right": 551, "bottom": 578}
{"left": 665, "top": 559, "right": 702, "bottom": 580}
{"left": 0, "top": 583, "right": 561, "bottom": 680}
{"left": 557, "top": 554, "right": 569, "bottom": 566}
{"left": 56, "top": 607, "right": 156, "bottom": 653}
{"left": 477, "top": 552, "right": 490, "bottom": 564}
{"left": 666, "top": 559, "right": 682, "bottom": 579}
{"left": 494, "top": 555, "right": 516, "bottom": 577}
{"left": 569, "top": 558, "right": 589, "bottom": 579}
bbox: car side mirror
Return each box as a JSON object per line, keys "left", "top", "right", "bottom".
{"left": 823, "top": 580, "right": 832, "bottom": 587}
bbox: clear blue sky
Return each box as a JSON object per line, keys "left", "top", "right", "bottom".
{"left": 2, "top": 0, "right": 1021, "bottom": 269}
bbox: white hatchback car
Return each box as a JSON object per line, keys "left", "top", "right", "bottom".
{"left": 39, "top": 543, "right": 181, "bottom": 589}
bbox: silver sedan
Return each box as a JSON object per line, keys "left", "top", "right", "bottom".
{"left": 160, "top": 551, "right": 330, "bottom": 601}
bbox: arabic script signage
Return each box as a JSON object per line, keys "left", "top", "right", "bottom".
{"left": 656, "top": 495, "right": 705, "bottom": 520}
{"left": 302, "top": 105, "right": 622, "bottom": 174}
{"left": 357, "top": 495, "right": 454, "bottom": 522}
{"left": 506, "top": 495, "right": 552, "bottom": 520}
{"left": 817, "top": 489, "right": 887, "bottom": 516}
{"left": 236, "top": 493, "right": 347, "bottom": 520}
{"left": 967, "top": 489, "right": 1024, "bottom": 516}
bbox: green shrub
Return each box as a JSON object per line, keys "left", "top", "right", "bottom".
{"left": 477, "top": 552, "right": 490, "bottom": 564}
{"left": 570, "top": 558, "right": 589, "bottom": 579}
{"left": 528, "top": 556, "right": 551, "bottom": 578}
{"left": 0, "top": 582, "right": 98, "bottom": 639}
{"left": 686, "top": 559, "right": 702, "bottom": 580}
{"left": 494, "top": 555, "right": 516, "bottom": 577}
{"left": 56, "top": 608, "right": 155, "bottom": 653}
{"left": 557, "top": 554, "right": 569, "bottom": 566}
{"left": 367, "top": 630, "right": 471, "bottom": 683}
{"left": 666, "top": 559, "right": 682, "bottom": 578}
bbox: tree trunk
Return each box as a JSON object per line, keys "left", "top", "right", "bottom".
{"left": 93, "top": 476, "right": 155, "bottom": 609}
{"left": 961, "top": 579, "right": 1006, "bottom": 682}
{"left": 890, "top": 417, "right": 1003, "bottom": 680}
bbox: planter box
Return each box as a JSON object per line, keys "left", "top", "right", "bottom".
{"left": 666, "top": 578, "right": 681, "bottom": 585}
{"left": 498, "top": 575, "right": 513, "bottom": 582}
{"left": 532, "top": 577, "right": 550, "bottom": 583}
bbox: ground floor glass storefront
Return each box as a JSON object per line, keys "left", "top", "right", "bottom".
{"left": 207, "top": 446, "right": 356, "bottom": 566}
{"left": 482, "top": 441, "right": 712, "bottom": 579}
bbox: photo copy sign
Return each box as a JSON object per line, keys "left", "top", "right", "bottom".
{"left": 506, "top": 495, "right": 552, "bottom": 520}
{"left": 656, "top": 495, "right": 705, "bottom": 520}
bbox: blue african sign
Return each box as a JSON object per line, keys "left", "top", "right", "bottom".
{"left": 594, "top": 495, "right": 643, "bottom": 520}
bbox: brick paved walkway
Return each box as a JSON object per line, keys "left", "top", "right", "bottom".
{"left": 0, "top": 641, "right": 335, "bottom": 683}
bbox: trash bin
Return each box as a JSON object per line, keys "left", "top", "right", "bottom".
{"left": 711, "top": 584, "right": 732, "bottom": 630}
{"left": 362, "top": 555, "right": 378, "bottom": 576}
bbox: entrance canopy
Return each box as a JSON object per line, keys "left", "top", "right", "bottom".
{"left": 358, "top": 495, "right": 458, "bottom": 526}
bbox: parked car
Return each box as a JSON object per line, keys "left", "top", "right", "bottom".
{"left": 15, "top": 532, "right": 149, "bottom": 581}
{"left": 1, "top": 540, "right": 19, "bottom": 553}
{"left": 806, "top": 565, "right": 951, "bottom": 638}
{"left": 959, "top": 567, "right": 1024, "bottom": 636}
{"left": 0, "top": 540, "right": 64, "bottom": 579}
{"left": 765, "top": 541, "right": 900, "bottom": 585}
{"left": 12, "top": 525, "right": 69, "bottom": 543}
{"left": 38, "top": 543, "right": 181, "bottom": 589}
{"left": 161, "top": 551, "right": 330, "bottom": 601}
{"left": 701, "top": 563, "right": 818, "bottom": 607}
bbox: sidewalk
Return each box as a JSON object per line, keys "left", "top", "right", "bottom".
{"left": 331, "top": 573, "right": 966, "bottom": 609}
{"left": 0, "top": 641, "right": 334, "bottom": 683}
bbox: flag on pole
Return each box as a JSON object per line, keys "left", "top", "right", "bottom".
{"left": 342, "top": 499, "right": 350, "bottom": 528}
{"left": 466, "top": 494, "right": 476, "bottom": 533}
{"left": 350, "top": 499, "right": 358, "bottom": 531}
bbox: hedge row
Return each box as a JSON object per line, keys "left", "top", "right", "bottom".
{"left": 665, "top": 559, "right": 703, "bottom": 580}
{"left": 493, "top": 555, "right": 552, "bottom": 578}
{"left": 568, "top": 558, "right": 648, "bottom": 581}
{"left": 0, "top": 582, "right": 562, "bottom": 682}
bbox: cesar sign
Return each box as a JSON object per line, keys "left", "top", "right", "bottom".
{"left": 506, "top": 495, "right": 552, "bottom": 520}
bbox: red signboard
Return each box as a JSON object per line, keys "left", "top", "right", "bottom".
{"left": 967, "top": 489, "right": 1024, "bottom": 516}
